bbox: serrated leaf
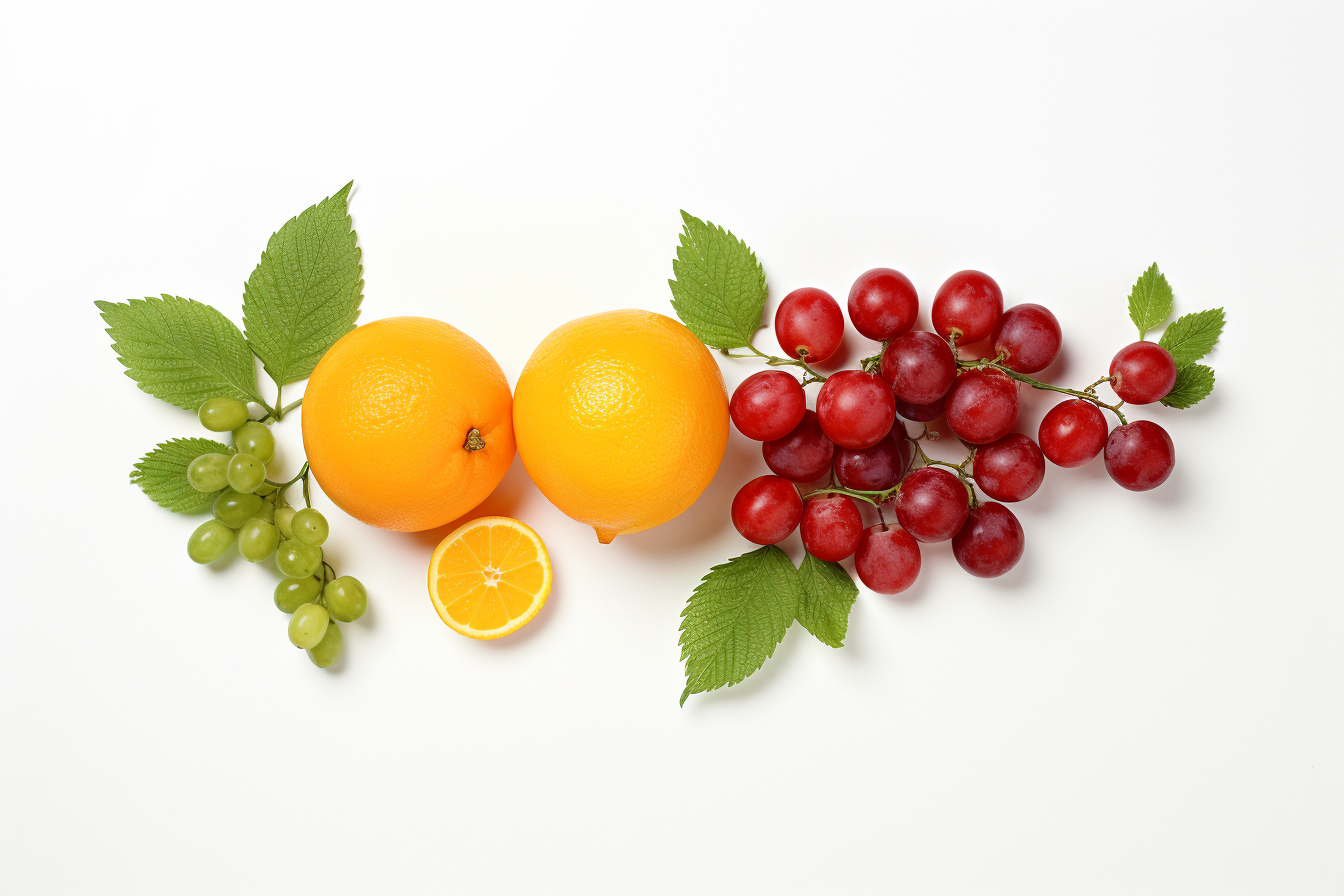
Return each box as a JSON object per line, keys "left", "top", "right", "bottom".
{"left": 1127, "top": 263, "right": 1173, "bottom": 339}
{"left": 1160, "top": 363, "right": 1215, "bottom": 408}
{"left": 1159, "top": 308, "right": 1225, "bottom": 365}
{"left": 96, "top": 295, "right": 263, "bottom": 410}
{"left": 130, "top": 437, "right": 232, "bottom": 512}
{"left": 668, "top": 210, "right": 767, "bottom": 349}
{"left": 679, "top": 546, "right": 800, "bottom": 706}
{"left": 795, "top": 553, "right": 858, "bottom": 648}
{"left": 243, "top": 182, "right": 363, "bottom": 385}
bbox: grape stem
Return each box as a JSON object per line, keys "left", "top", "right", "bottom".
{"left": 266, "top": 461, "right": 312, "bottom": 509}
{"left": 721, "top": 340, "right": 829, "bottom": 384}
{"left": 957, "top": 353, "right": 1128, "bottom": 425}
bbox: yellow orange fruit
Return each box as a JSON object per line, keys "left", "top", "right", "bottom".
{"left": 428, "top": 517, "right": 552, "bottom": 639}
{"left": 512, "top": 309, "right": 728, "bottom": 543}
{"left": 302, "top": 317, "right": 515, "bottom": 532}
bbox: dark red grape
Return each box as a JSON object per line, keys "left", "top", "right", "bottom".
{"left": 1109, "top": 341, "right": 1177, "bottom": 404}
{"left": 854, "top": 525, "right": 922, "bottom": 594}
{"left": 847, "top": 268, "right": 918, "bottom": 341}
{"left": 944, "top": 368, "right": 1019, "bottom": 445}
{"left": 972, "top": 433, "right": 1045, "bottom": 502}
{"left": 800, "top": 494, "right": 864, "bottom": 562}
{"left": 731, "top": 475, "right": 803, "bottom": 544}
{"left": 932, "top": 270, "right": 1003, "bottom": 343}
{"left": 894, "top": 394, "right": 946, "bottom": 423}
{"left": 763, "top": 410, "right": 835, "bottom": 482}
{"left": 879, "top": 331, "right": 957, "bottom": 405}
{"left": 775, "top": 287, "right": 844, "bottom": 362}
{"left": 892, "top": 467, "right": 969, "bottom": 543}
{"left": 834, "top": 429, "right": 912, "bottom": 491}
{"left": 1103, "top": 420, "right": 1174, "bottom": 491}
{"left": 951, "top": 503, "right": 1024, "bottom": 577}
{"left": 991, "top": 303, "right": 1061, "bottom": 374}
{"left": 815, "top": 370, "right": 896, "bottom": 449}
{"left": 1037, "top": 399, "right": 1108, "bottom": 468}
{"left": 729, "top": 371, "right": 807, "bottom": 441}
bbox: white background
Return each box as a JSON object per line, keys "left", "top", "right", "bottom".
{"left": 2, "top": 2, "right": 1341, "bottom": 893}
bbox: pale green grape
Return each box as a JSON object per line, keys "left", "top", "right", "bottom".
{"left": 324, "top": 576, "right": 367, "bottom": 623}
{"left": 276, "top": 539, "right": 322, "bottom": 577}
{"left": 232, "top": 421, "right": 275, "bottom": 464}
{"left": 187, "top": 519, "right": 235, "bottom": 564}
{"left": 255, "top": 481, "right": 277, "bottom": 497}
{"left": 226, "top": 453, "right": 266, "bottom": 493}
{"left": 251, "top": 499, "right": 275, "bottom": 524}
{"left": 187, "top": 453, "right": 229, "bottom": 492}
{"left": 288, "top": 603, "right": 329, "bottom": 649}
{"left": 213, "top": 489, "right": 263, "bottom": 528}
{"left": 275, "top": 575, "right": 321, "bottom": 613}
{"left": 198, "top": 397, "right": 249, "bottom": 432}
{"left": 274, "top": 505, "right": 296, "bottom": 539}
{"left": 307, "top": 619, "right": 343, "bottom": 668}
{"left": 291, "top": 508, "right": 329, "bottom": 546}
{"left": 238, "top": 518, "right": 280, "bottom": 562}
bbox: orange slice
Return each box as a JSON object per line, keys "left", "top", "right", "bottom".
{"left": 428, "top": 517, "right": 552, "bottom": 639}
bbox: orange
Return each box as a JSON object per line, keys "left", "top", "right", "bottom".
{"left": 428, "top": 517, "right": 552, "bottom": 639}
{"left": 301, "top": 317, "right": 515, "bottom": 532}
{"left": 512, "top": 309, "right": 728, "bottom": 543}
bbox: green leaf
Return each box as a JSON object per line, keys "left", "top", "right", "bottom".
{"left": 1159, "top": 308, "right": 1225, "bottom": 365}
{"left": 130, "top": 437, "right": 232, "bottom": 512}
{"left": 679, "top": 546, "right": 800, "bottom": 706}
{"left": 96, "top": 295, "right": 263, "bottom": 410}
{"left": 1127, "top": 263, "right": 1173, "bottom": 339}
{"left": 243, "top": 182, "right": 363, "bottom": 385}
{"left": 668, "top": 210, "right": 768, "bottom": 350}
{"left": 795, "top": 553, "right": 858, "bottom": 648}
{"left": 1160, "top": 363, "right": 1215, "bottom": 409}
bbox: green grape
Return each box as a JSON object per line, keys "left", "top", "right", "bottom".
{"left": 238, "top": 518, "right": 280, "bottom": 562}
{"left": 226, "top": 453, "right": 266, "bottom": 493}
{"left": 324, "top": 576, "right": 367, "bottom": 623}
{"left": 213, "top": 489, "right": 263, "bottom": 528}
{"left": 291, "top": 508, "right": 329, "bottom": 546}
{"left": 275, "top": 575, "right": 322, "bottom": 613}
{"left": 187, "top": 519, "right": 236, "bottom": 564}
{"left": 198, "top": 397, "right": 249, "bottom": 432}
{"left": 255, "top": 481, "right": 277, "bottom": 497}
{"left": 288, "top": 602, "right": 329, "bottom": 649}
{"left": 187, "top": 453, "right": 229, "bottom": 492}
{"left": 276, "top": 539, "right": 322, "bottom": 577}
{"left": 232, "top": 421, "right": 276, "bottom": 464}
{"left": 307, "top": 619, "right": 344, "bottom": 668}
{"left": 251, "top": 499, "right": 276, "bottom": 524}
{"left": 274, "top": 505, "right": 297, "bottom": 539}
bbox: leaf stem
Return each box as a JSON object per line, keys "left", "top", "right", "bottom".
{"left": 724, "top": 340, "right": 829, "bottom": 383}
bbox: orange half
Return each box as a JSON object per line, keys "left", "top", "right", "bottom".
{"left": 428, "top": 517, "right": 552, "bottom": 639}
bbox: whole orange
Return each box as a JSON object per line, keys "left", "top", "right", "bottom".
{"left": 302, "top": 317, "right": 515, "bottom": 532}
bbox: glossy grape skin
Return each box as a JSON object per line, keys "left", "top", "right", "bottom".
{"left": 894, "top": 395, "right": 946, "bottom": 423}
{"left": 815, "top": 370, "right": 896, "bottom": 450}
{"left": 880, "top": 332, "right": 957, "bottom": 405}
{"left": 232, "top": 421, "right": 275, "bottom": 464}
{"left": 945, "top": 369, "right": 1019, "bottom": 445}
{"left": 1109, "top": 342, "right": 1178, "bottom": 404}
{"left": 854, "top": 525, "right": 922, "bottom": 594}
{"left": 1037, "top": 400, "right": 1109, "bottom": 468}
{"left": 226, "top": 453, "right": 266, "bottom": 494}
{"left": 951, "top": 503, "right": 1024, "bottom": 578}
{"left": 212, "top": 488, "right": 263, "bottom": 528}
{"left": 187, "top": 453, "right": 230, "bottom": 492}
{"left": 775, "top": 287, "right": 844, "bottom": 362}
{"left": 892, "top": 467, "right": 969, "bottom": 543}
{"left": 187, "top": 519, "right": 236, "bottom": 564}
{"left": 833, "top": 429, "right": 913, "bottom": 491}
{"left": 1104, "top": 420, "right": 1175, "bottom": 491}
{"left": 237, "top": 518, "right": 280, "bottom": 562}
{"left": 763, "top": 411, "right": 835, "bottom": 482}
{"left": 932, "top": 270, "right": 1003, "bottom": 343}
{"left": 847, "top": 268, "right": 919, "bottom": 341}
{"left": 324, "top": 576, "right": 367, "bottom": 623}
{"left": 276, "top": 539, "right": 323, "bottom": 578}
{"left": 307, "top": 619, "right": 344, "bottom": 668}
{"left": 275, "top": 575, "right": 322, "bottom": 613}
{"left": 972, "top": 433, "right": 1045, "bottom": 502}
{"left": 992, "top": 303, "right": 1061, "bottom": 373}
{"left": 288, "top": 602, "right": 329, "bottom": 649}
{"left": 291, "top": 508, "right": 329, "bottom": 546}
{"left": 274, "top": 505, "right": 297, "bottom": 539}
{"left": 730, "top": 371, "right": 807, "bottom": 441}
{"left": 731, "top": 475, "right": 804, "bottom": 545}
{"left": 800, "top": 494, "right": 864, "bottom": 562}
{"left": 198, "top": 397, "right": 249, "bottom": 432}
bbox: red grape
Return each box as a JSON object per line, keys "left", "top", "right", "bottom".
{"left": 834, "top": 429, "right": 913, "bottom": 491}
{"left": 894, "top": 394, "right": 946, "bottom": 423}
{"left": 1103, "top": 420, "right": 1174, "bottom": 491}
{"left": 951, "top": 503, "right": 1024, "bottom": 578}
{"left": 800, "top": 494, "right": 864, "bottom": 561}
{"left": 892, "top": 467, "right": 969, "bottom": 543}
{"left": 763, "top": 410, "right": 835, "bottom": 482}
{"left": 854, "top": 525, "right": 922, "bottom": 594}
{"left": 775, "top": 287, "right": 844, "bottom": 362}
{"left": 847, "top": 268, "right": 918, "bottom": 341}
{"left": 944, "top": 368, "right": 1019, "bottom": 445}
{"left": 815, "top": 370, "right": 896, "bottom": 449}
{"left": 991, "top": 303, "right": 1061, "bottom": 373}
{"left": 1037, "top": 399, "right": 1108, "bottom": 468}
{"left": 731, "top": 475, "right": 803, "bottom": 544}
{"left": 972, "top": 433, "right": 1045, "bottom": 502}
{"left": 1109, "top": 341, "right": 1177, "bottom": 404}
{"left": 879, "top": 331, "right": 957, "bottom": 405}
{"left": 932, "top": 270, "right": 1003, "bottom": 343}
{"left": 729, "top": 371, "right": 806, "bottom": 441}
